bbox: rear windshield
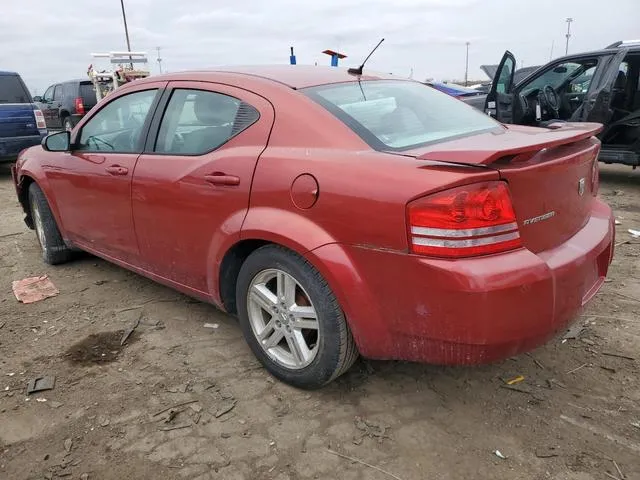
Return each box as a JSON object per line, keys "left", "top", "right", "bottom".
{"left": 80, "top": 82, "right": 97, "bottom": 105}
{"left": 304, "top": 80, "right": 501, "bottom": 150}
{"left": 0, "top": 74, "right": 31, "bottom": 103}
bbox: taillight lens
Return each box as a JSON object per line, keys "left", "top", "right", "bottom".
{"left": 33, "top": 109, "right": 46, "bottom": 129}
{"left": 408, "top": 181, "right": 522, "bottom": 258}
{"left": 75, "top": 97, "right": 85, "bottom": 115}
{"left": 591, "top": 158, "right": 599, "bottom": 196}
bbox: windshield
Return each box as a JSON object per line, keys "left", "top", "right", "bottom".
{"left": 0, "top": 74, "right": 31, "bottom": 103}
{"left": 304, "top": 80, "right": 501, "bottom": 151}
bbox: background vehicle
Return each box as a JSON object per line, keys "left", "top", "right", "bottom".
{"left": 425, "top": 81, "right": 487, "bottom": 109}
{"left": 12, "top": 66, "right": 613, "bottom": 388}
{"left": 0, "top": 71, "right": 47, "bottom": 163}
{"left": 485, "top": 40, "right": 640, "bottom": 166}
{"left": 34, "top": 79, "right": 98, "bottom": 131}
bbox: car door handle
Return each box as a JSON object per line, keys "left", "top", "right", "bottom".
{"left": 105, "top": 165, "right": 129, "bottom": 176}
{"left": 204, "top": 173, "right": 240, "bottom": 186}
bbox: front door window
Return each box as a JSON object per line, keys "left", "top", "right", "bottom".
{"left": 77, "top": 89, "right": 157, "bottom": 153}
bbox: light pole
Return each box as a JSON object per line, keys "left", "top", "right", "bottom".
{"left": 565, "top": 18, "right": 573, "bottom": 55}
{"left": 119, "top": 0, "right": 133, "bottom": 69}
{"left": 156, "top": 46, "right": 163, "bottom": 73}
{"left": 464, "top": 41, "right": 470, "bottom": 86}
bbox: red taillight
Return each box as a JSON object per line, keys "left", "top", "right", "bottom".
{"left": 33, "top": 109, "right": 46, "bottom": 129}
{"left": 407, "top": 181, "right": 522, "bottom": 258}
{"left": 74, "top": 97, "right": 85, "bottom": 115}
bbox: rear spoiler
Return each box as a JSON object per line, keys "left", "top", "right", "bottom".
{"left": 417, "top": 123, "right": 603, "bottom": 165}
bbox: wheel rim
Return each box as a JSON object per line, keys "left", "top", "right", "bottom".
{"left": 31, "top": 198, "right": 47, "bottom": 253}
{"left": 247, "top": 268, "right": 320, "bottom": 369}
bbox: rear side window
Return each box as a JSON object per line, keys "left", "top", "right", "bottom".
{"left": 304, "top": 80, "right": 501, "bottom": 151}
{"left": 0, "top": 74, "right": 31, "bottom": 103}
{"left": 80, "top": 82, "right": 97, "bottom": 104}
{"left": 154, "top": 89, "right": 259, "bottom": 155}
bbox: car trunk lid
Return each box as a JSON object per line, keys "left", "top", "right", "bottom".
{"left": 394, "top": 123, "right": 603, "bottom": 253}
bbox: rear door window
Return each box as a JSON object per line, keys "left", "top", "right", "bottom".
{"left": 53, "top": 84, "right": 65, "bottom": 102}
{"left": 0, "top": 75, "right": 31, "bottom": 103}
{"left": 305, "top": 80, "right": 501, "bottom": 150}
{"left": 154, "top": 89, "right": 258, "bottom": 154}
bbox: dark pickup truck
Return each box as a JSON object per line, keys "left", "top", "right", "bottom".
{"left": 0, "top": 71, "right": 47, "bottom": 163}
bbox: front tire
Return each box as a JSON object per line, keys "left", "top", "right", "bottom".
{"left": 236, "top": 245, "right": 358, "bottom": 389}
{"left": 28, "top": 183, "right": 72, "bottom": 265}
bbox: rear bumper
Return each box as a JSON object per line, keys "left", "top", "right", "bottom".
{"left": 0, "top": 133, "right": 45, "bottom": 163}
{"left": 309, "top": 199, "right": 614, "bottom": 364}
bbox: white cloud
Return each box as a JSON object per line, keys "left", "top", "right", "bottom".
{"left": 0, "top": 0, "right": 637, "bottom": 93}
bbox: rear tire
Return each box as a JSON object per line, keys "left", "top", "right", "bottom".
{"left": 28, "top": 183, "right": 72, "bottom": 265}
{"left": 236, "top": 245, "right": 358, "bottom": 389}
{"left": 62, "top": 116, "right": 74, "bottom": 132}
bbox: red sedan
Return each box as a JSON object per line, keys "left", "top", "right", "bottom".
{"left": 11, "top": 66, "right": 614, "bottom": 388}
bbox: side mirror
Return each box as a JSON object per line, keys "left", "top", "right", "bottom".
{"left": 33, "top": 96, "right": 43, "bottom": 102}
{"left": 42, "top": 131, "right": 71, "bottom": 152}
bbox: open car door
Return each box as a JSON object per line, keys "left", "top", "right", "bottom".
{"left": 484, "top": 51, "right": 516, "bottom": 123}
{"left": 583, "top": 47, "right": 629, "bottom": 124}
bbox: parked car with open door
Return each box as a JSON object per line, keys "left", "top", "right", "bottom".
{"left": 485, "top": 41, "right": 640, "bottom": 167}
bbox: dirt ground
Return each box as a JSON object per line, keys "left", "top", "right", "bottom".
{"left": 0, "top": 164, "right": 639, "bottom": 480}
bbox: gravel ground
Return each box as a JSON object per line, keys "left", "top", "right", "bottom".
{"left": 0, "top": 164, "right": 639, "bottom": 480}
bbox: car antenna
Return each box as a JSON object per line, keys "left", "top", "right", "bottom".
{"left": 348, "top": 38, "right": 385, "bottom": 76}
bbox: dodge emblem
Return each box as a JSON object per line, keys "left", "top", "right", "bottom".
{"left": 578, "top": 178, "right": 585, "bottom": 196}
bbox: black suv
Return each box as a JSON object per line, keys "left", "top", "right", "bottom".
{"left": 485, "top": 40, "right": 640, "bottom": 167}
{"left": 34, "top": 80, "right": 97, "bottom": 131}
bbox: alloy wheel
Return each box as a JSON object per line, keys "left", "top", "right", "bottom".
{"left": 247, "top": 268, "right": 320, "bottom": 369}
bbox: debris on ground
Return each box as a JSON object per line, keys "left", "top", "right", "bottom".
{"left": 0, "top": 321, "right": 5, "bottom": 329}
{"left": 601, "top": 351, "right": 636, "bottom": 361}
{"left": 628, "top": 229, "right": 640, "bottom": 238}
{"left": 615, "top": 219, "right": 622, "bottom": 225}
{"left": 12, "top": 275, "right": 59, "bottom": 304}
{"left": 64, "top": 438, "right": 72, "bottom": 453}
{"left": 631, "top": 421, "right": 640, "bottom": 429}
{"left": 49, "top": 401, "right": 64, "bottom": 409}
{"left": 566, "top": 363, "right": 589, "bottom": 374}
{"left": 120, "top": 314, "right": 141, "bottom": 346}
{"left": 203, "top": 323, "right": 219, "bottom": 329}
{"left": 27, "top": 375, "right": 56, "bottom": 394}
{"left": 353, "top": 416, "right": 390, "bottom": 444}
{"left": 327, "top": 449, "right": 405, "bottom": 480}
{"left": 505, "top": 375, "right": 525, "bottom": 385}
{"left": 152, "top": 400, "right": 199, "bottom": 418}
{"left": 563, "top": 322, "right": 586, "bottom": 340}
{"left": 494, "top": 450, "right": 507, "bottom": 459}
{"left": 215, "top": 400, "right": 237, "bottom": 418}
{"left": 535, "top": 446, "right": 559, "bottom": 458}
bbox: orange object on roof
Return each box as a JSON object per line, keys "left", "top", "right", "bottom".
{"left": 322, "top": 50, "right": 347, "bottom": 59}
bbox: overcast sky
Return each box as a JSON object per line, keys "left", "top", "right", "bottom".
{"left": 1, "top": 0, "right": 638, "bottom": 93}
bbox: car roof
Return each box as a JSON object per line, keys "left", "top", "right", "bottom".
{"left": 0, "top": 70, "right": 19, "bottom": 76}
{"left": 147, "top": 65, "right": 399, "bottom": 89}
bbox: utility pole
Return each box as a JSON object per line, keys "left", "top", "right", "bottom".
{"left": 550, "top": 40, "right": 555, "bottom": 60}
{"left": 119, "top": 0, "right": 133, "bottom": 68}
{"left": 565, "top": 17, "right": 573, "bottom": 55}
{"left": 156, "top": 46, "right": 163, "bottom": 73}
{"left": 464, "top": 41, "right": 470, "bottom": 86}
